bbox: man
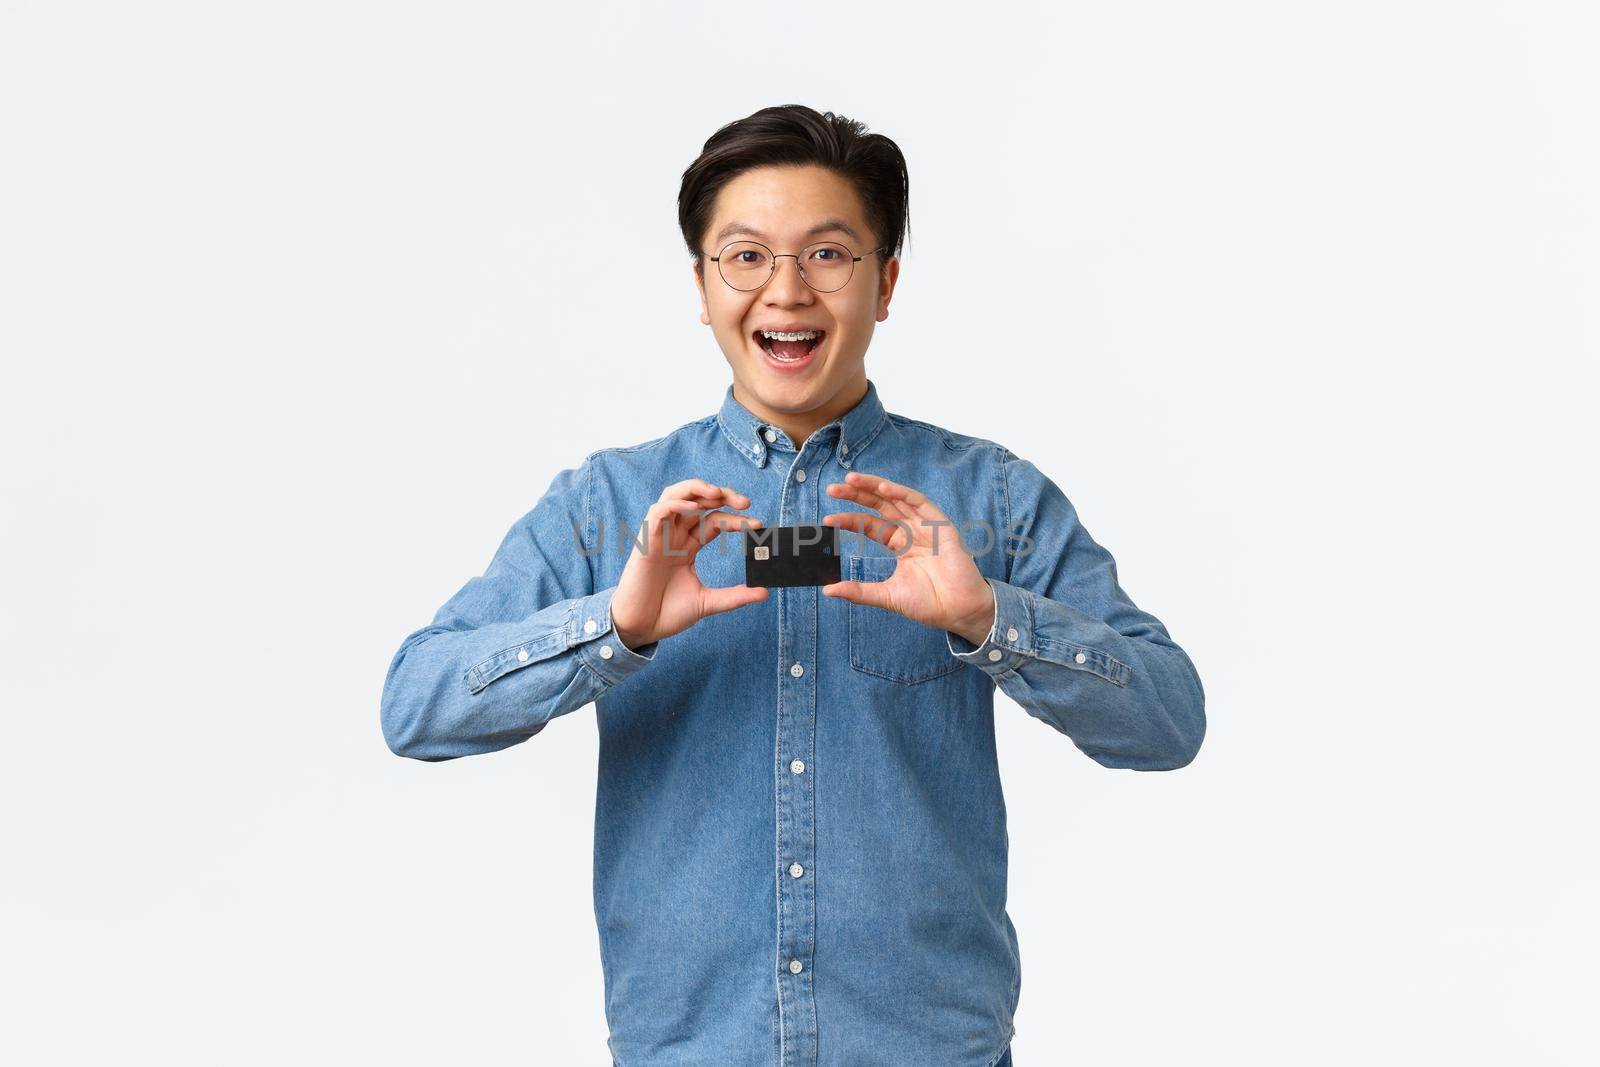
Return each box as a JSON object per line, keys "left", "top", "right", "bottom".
{"left": 381, "top": 105, "right": 1205, "bottom": 1067}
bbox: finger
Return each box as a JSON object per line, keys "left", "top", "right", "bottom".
{"left": 648, "top": 499, "right": 710, "bottom": 526}
{"left": 640, "top": 499, "right": 715, "bottom": 554}
{"left": 822, "top": 511, "right": 910, "bottom": 554}
{"left": 821, "top": 577, "right": 895, "bottom": 611}
{"left": 701, "top": 583, "right": 770, "bottom": 616}
{"left": 645, "top": 499, "right": 736, "bottom": 535}
{"left": 823, "top": 479, "right": 914, "bottom": 524}
{"left": 661, "top": 480, "right": 751, "bottom": 509}
{"left": 689, "top": 510, "right": 764, "bottom": 548}
{"left": 646, "top": 502, "right": 745, "bottom": 550}
{"left": 660, "top": 478, "right": 726, "bottom": 501}
{"left": 674, "top": 491, "right": 742, "bottom": 518}
{"left": 843, "top": 470, "right": 948, "bottom": 524}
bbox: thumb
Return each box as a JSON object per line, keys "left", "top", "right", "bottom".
{"left": 821, "top": 579, "right": 893, "bottom": 611}
{"left": 701, "top": 583, "right": 770, "bottom": 617}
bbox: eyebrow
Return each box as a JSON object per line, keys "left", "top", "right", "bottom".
{"left": 713, "top": 218, "right": 862, "bottom": 245}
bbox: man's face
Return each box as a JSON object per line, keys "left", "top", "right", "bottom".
{"left": 694, "top": 164, "right": 899, "bottom": 426}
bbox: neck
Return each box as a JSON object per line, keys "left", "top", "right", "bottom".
{"left": 734, "top": 374, "right": 869, "bottom": 448}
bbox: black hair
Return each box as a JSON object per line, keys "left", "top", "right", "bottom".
{"left": 678, "top": 105, "right": 910, "bottom": 281}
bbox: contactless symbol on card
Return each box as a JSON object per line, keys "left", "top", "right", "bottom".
{"left": 745, "top": 524, "right": 840, "bottom": 587}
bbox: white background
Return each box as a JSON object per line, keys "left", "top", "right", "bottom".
{"left": 2, "top": 2, "right": 1595, "bottom": 1064}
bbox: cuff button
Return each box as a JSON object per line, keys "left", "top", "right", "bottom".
{"left": 599, "top": 645, "right": 614, "bottom": 660}
{"left": 988, "top": 649, "right": 1002, "bottom": 661}
{"left": 1075, "top": 652, "right": 1087, "bottom": 664}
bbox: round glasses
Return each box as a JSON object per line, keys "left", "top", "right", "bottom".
{"left": 706, "top": 240, "right": 885, "bottom": 293}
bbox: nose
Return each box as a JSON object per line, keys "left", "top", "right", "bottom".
{"left": 763, "top": 254, "right": 815, "bottom": 305}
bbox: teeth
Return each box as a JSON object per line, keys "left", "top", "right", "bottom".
{"left": 760, "top": 330, "right": 821, "bottom": 342}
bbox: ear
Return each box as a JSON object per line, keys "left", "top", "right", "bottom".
{"left": 875, "top": 254, "right": 900, "bottom": 323}
{"left": 693, "top": 258, "right": 711, "bottom": 325}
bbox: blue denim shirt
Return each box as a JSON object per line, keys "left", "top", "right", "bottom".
{"left": 381, "top": 379, "right": 1205, "bottom": 1067}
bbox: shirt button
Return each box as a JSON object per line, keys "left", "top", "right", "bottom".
{"left": 790, "top": 759, "right": 805, "bottom": 774}
{"left": 795, "top": 469, "right": 806, "bottom": 482}
{"left": 790, "top": 662, "right": 804, "bottom": 678}
{"left": 599, "top": 645, "right": 614, "bottom": 660}
{"left": 517, "top": 648, "right": 529, "bottom": 662}
{"left": 1006, "top": 626, "right": 1018, "bottom": 642}
{"left": 1075, "top": 651, "right": 1087, "bottom": 664}
{"left": 764, "top": 428, "right": 777, "bottom": 442}
{"left": 840, "top": 442, "right": 849, "bottom": 454}
{"left": 789, "top": 959, "right": 803, "bottom": 974}
{"left": 988, "top": 649, "right": 1002, "bottom": 662}
{"left": 789, "top": 862, "right": 804, "bottom": 878}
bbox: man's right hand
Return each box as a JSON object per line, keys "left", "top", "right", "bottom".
{"left": 610, "top": 479, "right": 768, "bottom": 650}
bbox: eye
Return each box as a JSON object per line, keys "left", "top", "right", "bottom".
{"left": 735, "top": 250, "right": 764, "bottom": 264}
{"left": 809, "top": 247, "right": 841, "bottom": 262}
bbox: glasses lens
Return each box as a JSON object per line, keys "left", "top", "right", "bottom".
{"left": 800, "top": 243, "right": 855, "bottom": 292}
{"left": 717, "top": 241, "right": 773, "bottom": 291}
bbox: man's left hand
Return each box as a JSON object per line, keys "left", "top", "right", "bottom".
{"left": 821, "top": 470, "right": 997, "bottom": 647}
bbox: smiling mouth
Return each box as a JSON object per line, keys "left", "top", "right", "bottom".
{"left": 754, "top": 330, "right": 826, "bottom": 363}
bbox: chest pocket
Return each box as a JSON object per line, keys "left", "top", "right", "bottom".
{"left": 845, "top": 554, "right": 966, "bottom": 685}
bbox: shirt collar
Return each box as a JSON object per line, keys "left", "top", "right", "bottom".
{"left": 716, "top": 378, "right": 888, "bottom": 469}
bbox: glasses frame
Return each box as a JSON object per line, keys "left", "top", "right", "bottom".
{"left": 705, "top": 239, "right": 886, "bottom": 293}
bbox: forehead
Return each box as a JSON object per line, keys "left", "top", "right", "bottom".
{"left": 707, "top": 165, "right": 870, "bottom": 245}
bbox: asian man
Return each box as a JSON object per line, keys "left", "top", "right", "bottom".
{"left": 381, "top": 103, "right": 1205, "bottom": 1067}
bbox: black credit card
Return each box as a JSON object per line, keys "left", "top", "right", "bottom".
{"left": 745, "top": 524, "right": 840, "bottom": 588}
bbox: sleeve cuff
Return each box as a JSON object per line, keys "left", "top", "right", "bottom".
{"left": 573, "top": 585, "right": 658, "bottom": 685}
{"left": 945, "top": 578, "right": 1134, "bottom": 687}
{"left": 945, "top": 577, "right": 1030, "bottom": 676}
